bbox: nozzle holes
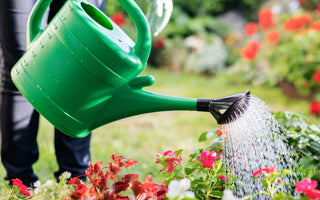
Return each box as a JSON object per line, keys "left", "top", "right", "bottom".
{"left": 81, "top": 2, "right": 113, "bottom": 30}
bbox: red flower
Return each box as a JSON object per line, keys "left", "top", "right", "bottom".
{"left": 296, "top": 178, "right": 320, "bottom": 200}
{"left": 138, "top": 176, "right": 167, "bottom": 200}
{"left": 244, "top": 23, "right": 258, "bottom": 36}
{"left": 313, "top": 69, "right": 320, "bottom": 83}
{"left": 298, "top": 0, "right": 306, "bottom": 2}
{"left": 110, "top": 154, "right": 138, "bottom": 170}
{"left": 309, "top": 21, "right": 320, "bottom": 32}
{"left": 153, "top": 38, "right": 165, "bottom": 50}
{"left": 252, "top": 165, "right": 277, "bottom": 177}
{"left": 197, "top": 150, "right": 219, "bottom": 169}
{"left": 310, "top": 101, "right": 320, "bottom": 116}
{"left": 266, "top": 30, "right": 280, "bottom": 43}
{"left": 259, "top": 9, "right": 274, "bottom": 29}
{"left": 217, "top": 129, "right": 223, "bottom": 136}
{"left": 11, "top": 178, "right": 32, "bottom": 198}
{"left": 283, "top": 15, "right": 312, "bottom": 32}
{"left": 241, "top": 41, "right": 259, "bottom": 61}
{"left": 111, "top": 12, "right": 126, "bottom": 27}
{"left": 156, "top": 150, "right": 182, "bottom": 173}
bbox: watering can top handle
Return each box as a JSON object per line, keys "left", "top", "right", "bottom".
{"left": 27, "top": 0, "right": 52, "bottom": 47}
{"left": 27, "top": 0, "right": 152, "bottom": 64}
{"left": 117, "top": 0, "right": 152, "bottom": 64}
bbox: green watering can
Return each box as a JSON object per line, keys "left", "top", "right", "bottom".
{"left": 11, "top": 0, "right": 250, "bottom": 138}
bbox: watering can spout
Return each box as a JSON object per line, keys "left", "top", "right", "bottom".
{"left": 92, "top": 77, "right": 251, "bottom": 130}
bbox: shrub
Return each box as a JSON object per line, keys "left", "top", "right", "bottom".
{"left": 235, "top": 2, "right": 320, "bottom": 116}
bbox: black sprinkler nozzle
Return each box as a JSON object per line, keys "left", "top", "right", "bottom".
{"left": 196, "top": 90, "right": 251, "bottom": 124}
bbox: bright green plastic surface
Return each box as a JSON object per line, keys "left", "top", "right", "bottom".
{"left": 11, "top": 0, "right": 198, "bottom": 137}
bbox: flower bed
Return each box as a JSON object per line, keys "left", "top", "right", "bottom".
{"left": 1, "top": 111, "right": 320, "bottom": 200}
{"left": 234, "top": 1, "right": 320, "bottom": 117}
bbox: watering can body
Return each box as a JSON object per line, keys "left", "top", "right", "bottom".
{"left": 11, "top": 0, "right": 158, "bottom": 137}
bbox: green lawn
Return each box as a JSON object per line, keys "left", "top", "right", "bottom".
{"left": 0, "top": 67, "right": 317, "bottom": 183}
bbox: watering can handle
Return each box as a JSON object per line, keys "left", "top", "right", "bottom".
{"left": 27, "top": 0, "right": 151, "bottom": 64}
{"left": 27, "top": 0, "right": 52, "bottom": 48}
{"left": 117, "top": 0, "right": 152, "bottom": 65}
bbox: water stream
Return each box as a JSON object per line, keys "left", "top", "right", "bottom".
{"left": 219, "top": 95, "right": 298, "bottom": 199}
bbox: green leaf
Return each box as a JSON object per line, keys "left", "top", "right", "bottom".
{"left": 175, "top": 149, "right": 184, "bottom": 159}
{"left": 261, "top": 178, "right": 268, "bottom": 188}
{"left": 185, "top": 165, "right": 197, "bottom": 175}
{"left": 280, "top": 169, "right": 292, "bottom": 175}
{"left": 198, "top": 130, "right": 216, "bottom": 142}
{"left": 273, "top": 191, "right": 294, "bottom": 200}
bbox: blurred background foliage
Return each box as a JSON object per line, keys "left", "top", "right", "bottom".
{"left": 103, "top": 0, "right": 320, "bottom": 116}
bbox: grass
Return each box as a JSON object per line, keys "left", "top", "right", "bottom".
{"left": 0, "top": 67, "right": 318, "bottom": 184}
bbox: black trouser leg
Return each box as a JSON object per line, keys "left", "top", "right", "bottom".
{"left": 0, "top": 0, "right": 104, "bottom": 186}
{"left": 0, "top": 0, "right": 38, "bottom": 187}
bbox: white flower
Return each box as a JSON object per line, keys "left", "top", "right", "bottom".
{"left": 44, "top": 180, "right": 54, "bottom": 186}
{"left": 63, "top": 171, "right": 72, "bottom": 179}
{"left": 33, "top": 180, "right": 42, "bottom": 194}
{"left": 222, "top": 190, "right": 239, "bottom": 200}
{"left": 167, "top": 178, "right": 195, "bottom": 199}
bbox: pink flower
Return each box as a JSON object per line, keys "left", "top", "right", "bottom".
{"left": 218, "top": 175, "right": 228, "bottom": 180}
{"left": 197, "top": 150, "right": 219, "bottom": 169}
{"left": 156, "top": 150, "right": 182, "bottom": 173}
{"left": 252, "top": 165, "right": 277, "bottom": 177}
{"left": 296, "top": 178, "right": 320, "bottom": 200}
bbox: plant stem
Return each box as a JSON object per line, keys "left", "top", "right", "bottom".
{"left": 6, "top": 190, "right": 13, "bottom": 200}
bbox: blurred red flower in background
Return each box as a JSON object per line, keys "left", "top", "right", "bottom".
{"left": 259, "top": 9, "right": 274, "bottom": 29}
{"left": 309, "top": 20, "right": 320, "bottom": 31}
{"left": 244, "top": 23, "right": 258, "bottom": 36}
{"left": 241, "top": 41, "right": 259, "bottom": 61}
{"left": 313, "top": 69, "right": 320, "bottom": 83}
{"left": 267, "top": 30, "right": 280, "bottom": 43}
{"left": 153, "top": 38, "right": 165, "bottom": 50}
{"left": 283, "top": 15, "right": 312, "bottom": 32}
{"left": 111, "top": 12, "right": 126, "bottom": 27}
{"left": 310, "top": 101, "right": 320, "bottom": 115}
